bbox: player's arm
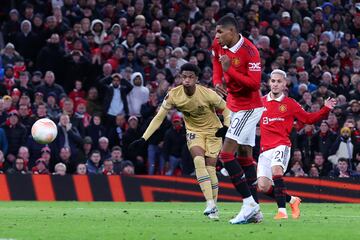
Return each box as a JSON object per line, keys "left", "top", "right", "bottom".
{"left": 129, "top": 93, "right": 173, "bottom": 149}
{"left": 211, "top": 40, "right": 223, "bottom": 87}
{"left": 208, "top": 89, "right": 230, "bottom": 137}
{"left": 293, "top": 98, "right": 336, "bottom": 124}
{"left": 225, "top": 49, "right": 261, "bottom": 90}
{"left": 214, "top": 99, "right": 230, "bottom": 127}
{"left": 212, "top": 41, "right": 228, "bottom": 97}
{"left": 142, "top": 106, "right": 169, "bottom": 140}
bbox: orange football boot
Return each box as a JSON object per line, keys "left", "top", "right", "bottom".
{"left": 290, "top": 197, "right": 302, "bottom": 219}
{"left": 274, "top": 211, "right": 288, "bottom": 220}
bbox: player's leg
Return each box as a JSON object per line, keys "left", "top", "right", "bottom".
{"left": 205, "top": 157, "right": 218, "bottom": 202}
{"left": 226, "top": 107, "right": 264, "bottom": 224}
{"left": 205, "top": 134, "right": 222, "bottom": 203}
{"left": 237, "top": 145, "right": 258, "bottom": 203}
{"left": 204, "top": 157, "right": 219, "bottom": 220}
{"left": 219, "top": 138, "right": 259, "bottom": 224}
{"left": 187, "top": 132, "right": 215, "bottom": 217}
{"left": 269, "top": 145, "right": 301, "bottom": 219}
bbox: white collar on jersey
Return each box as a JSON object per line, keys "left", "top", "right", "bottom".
{"left": 222, "top": 34, "right": 244, "bottom": 53}
{"left": 266, "top": 93, "right": 285, "bottom": 102}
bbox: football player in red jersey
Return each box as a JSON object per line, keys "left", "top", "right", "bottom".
{"left": 257, "top": 69, "right": 336, "bottom": 220}
{"left": 212, "top": 14, "right": 264, "bottom": 224}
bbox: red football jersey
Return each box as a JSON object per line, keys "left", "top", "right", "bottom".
{"left": 260, "top": 94, "right": 331, "bottom": 152}
{"left": 212, "top": 36, "right": 262, "bottom": 112}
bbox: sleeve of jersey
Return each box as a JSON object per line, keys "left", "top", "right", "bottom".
{"left": 211, "top": 41, "right": 223, "bottom": 86}
{"left": 142, "top": 106, "right": 169, "bottom": 141}
{"left": 209, "top": 90, "right": 231, "bottom": 127}
{"left": 293, "top": 100, "right": 331, "bottom": 124}
{"left": 225, "top": 48, "right": 261, "bottom": 90}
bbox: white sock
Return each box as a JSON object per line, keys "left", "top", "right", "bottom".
{"left": 207, "top": 199, "right": 215, "bottom": 208}
{"left": 278, "top": 208, "right": 287, "bottom": 214}
{"left": 243, "top": 196, "right": 256, "bottom": 206}
{"left": 289, "top": 196, "right": 296, "bottom": 204}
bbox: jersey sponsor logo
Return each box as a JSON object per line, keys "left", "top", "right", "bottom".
{"left": 232, "top": 57, "right": 241, "bottom": 67}
{"left": 262, "top": 117, "right": 285, "bottom": 124}
{"left": 248, "top": 62, "right": 261, "bottom": 71}
{"left": 197, "top": 105, "right": 206, "bottom": 114}
{"left": 279, "top": 104, "right": 287, "bottom": 113}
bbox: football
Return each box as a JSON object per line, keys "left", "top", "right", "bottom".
{"left": 31, "top": 118, "right": 58, "bottom": 144}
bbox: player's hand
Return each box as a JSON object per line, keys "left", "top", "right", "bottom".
{"left": 215, "top": 84, "right": 227, "bottom": 97}
{"left": 219, "top": 55, "right": 231, "bottom": 71}
{"left": 129, "top": 138, "right": 146, "bottom": 151}
{"left": 324, "top": 97, "right": 337, "bottom": 109}
{"left": 215, "top": 126, "right": 228, "bottom": 138}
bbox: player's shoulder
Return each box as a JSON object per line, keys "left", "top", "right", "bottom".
{"left": 242, "top": 36, "right": 259, "bottom": 56}
{"left": 284, "top": 96, "right": 301, "bottom": 107}
{"left": 167, "top": 85, "right": 183, "bottom": 96}
{"left": 197, "top": 85, "right": 219, "bottom": 97}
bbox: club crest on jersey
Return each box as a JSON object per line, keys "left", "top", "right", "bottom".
{"left": 279, "top": 104, "right": 287, "bottom": 113}
{"left": 232, "top": 58, "right": 241, "bottom": 67}
{"left": 248, "top": 62, "right": 261, "bottom": 71}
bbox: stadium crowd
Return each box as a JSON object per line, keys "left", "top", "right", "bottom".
{"left": 0, "top": 0, "right": 359, "bottom": 178}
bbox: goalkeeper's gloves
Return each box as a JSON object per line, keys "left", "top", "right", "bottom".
{"left": 215, "top": 126, "right": 228, "bottom": 138}
{"left": 129, "top": 138, "right": 146, "bottom": 151}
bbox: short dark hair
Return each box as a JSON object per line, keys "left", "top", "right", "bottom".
{"left": 338, "top": 158, "right": 348, "bottom": 163}
{"left": 216, "top": 14, "right": 239, "bottom": 32}
{"left": 111, "top": 146, "right": 122, "bottom": 152}
{"left": 90, "top": 150, "right": 101, "bottom": 156}
{"left": 180, "top": 63, "right": 200, "bottom": 77}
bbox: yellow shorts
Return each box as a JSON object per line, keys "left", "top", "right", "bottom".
{"left": 186, "top": 131, "right": 222, "bottom": 158}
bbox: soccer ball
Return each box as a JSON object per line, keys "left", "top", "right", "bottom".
{"left": 31, "top": 118, "right": 58, "bottom": 144}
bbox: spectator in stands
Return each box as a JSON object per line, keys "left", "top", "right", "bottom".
{"left": 2, "top": 110, "right": 27, "bottom": 163}
{"left": 308, "top": 164, "right": 320, "bottom": 177}
{"left": 312, "top": 152, "right": 333, "bottom": 177}
{"left": 0, "top": 127, "right": 8, "bottom": 156}
{"left": 77, "top": 136, "right": 93, "bottom": 163}
{"left": 36, "top": 34, "right": 66, "bottom": 81}
{"left": 40, "top": 146, "right": 52, "bottom": 167}
{"left": 127, "top": 72, "right": 149, "bottom": 117}
{"left": 98, "top": 137, "right": 111, "bottom": 161}
{"left": 120, "top": 160, "right": 135, "bottom": 175}
{"left": 329, "top": 127, "right": 354, "bottom": 165}
{"left": 100, "top": 73, "right": 133, "bottom": 125}
{"left": 7, "top": 157, "right": 28, "bottom": 174}
{"left": 86, "top": 150, "right": 102, "bottom": 174}
{"left": 329, "top": 158, "right": 358, "bottom": 178}
{"left": 54, "top": 163, "right": 67, "bottom": 176}
{"left": 76, "top": 163, "right": 87, "bottom": 175}
{"left": 110, "top": 146, "right": 123, "bottom": 174}
{"left": 61, "top": 98, "right": 85, "bottom": 136}
{"left": 102, "top": 159, "right": 115, "bottom": 175}
{"left": 32, "top": 158, "right": 50, "bottom": 175}
{"left": 286, "top": 159, "right": 307, "bottom": 177}
{"left": 17, "top": 146, "right": 29, "bottom": 166}
{"left": 86, "top": 87, "right": 102, "bottom": 116}
{"left": 56, "top": 113, "right": 82, "bottom": 159}
{"left": 311, "top": 120, "right": 338, "bottom": 159}
{"left": 54, "top": 147, "right": 76, "bottom": 174}
{"left": 36, "top": 71, "right": 65, "bottom": 99}
{"left": 85, "top": 114, "right": 106, "bottom": 146}
{"left": 163, "top": 113, "right": 186, "bottom": 176}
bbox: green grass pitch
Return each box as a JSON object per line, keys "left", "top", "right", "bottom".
{"left": 0, "top": 202, "right": 359, "bottom": 240}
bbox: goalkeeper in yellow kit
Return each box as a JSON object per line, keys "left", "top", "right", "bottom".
{"left": 130, "top": 63, "right": 230, "bottom": 220}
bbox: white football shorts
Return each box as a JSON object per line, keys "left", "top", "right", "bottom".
{"left": 225, "top": 107, "right": 264, "bottom": 146}
{"left": 257, "top": 145, "right": 291, "bottom": 180}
